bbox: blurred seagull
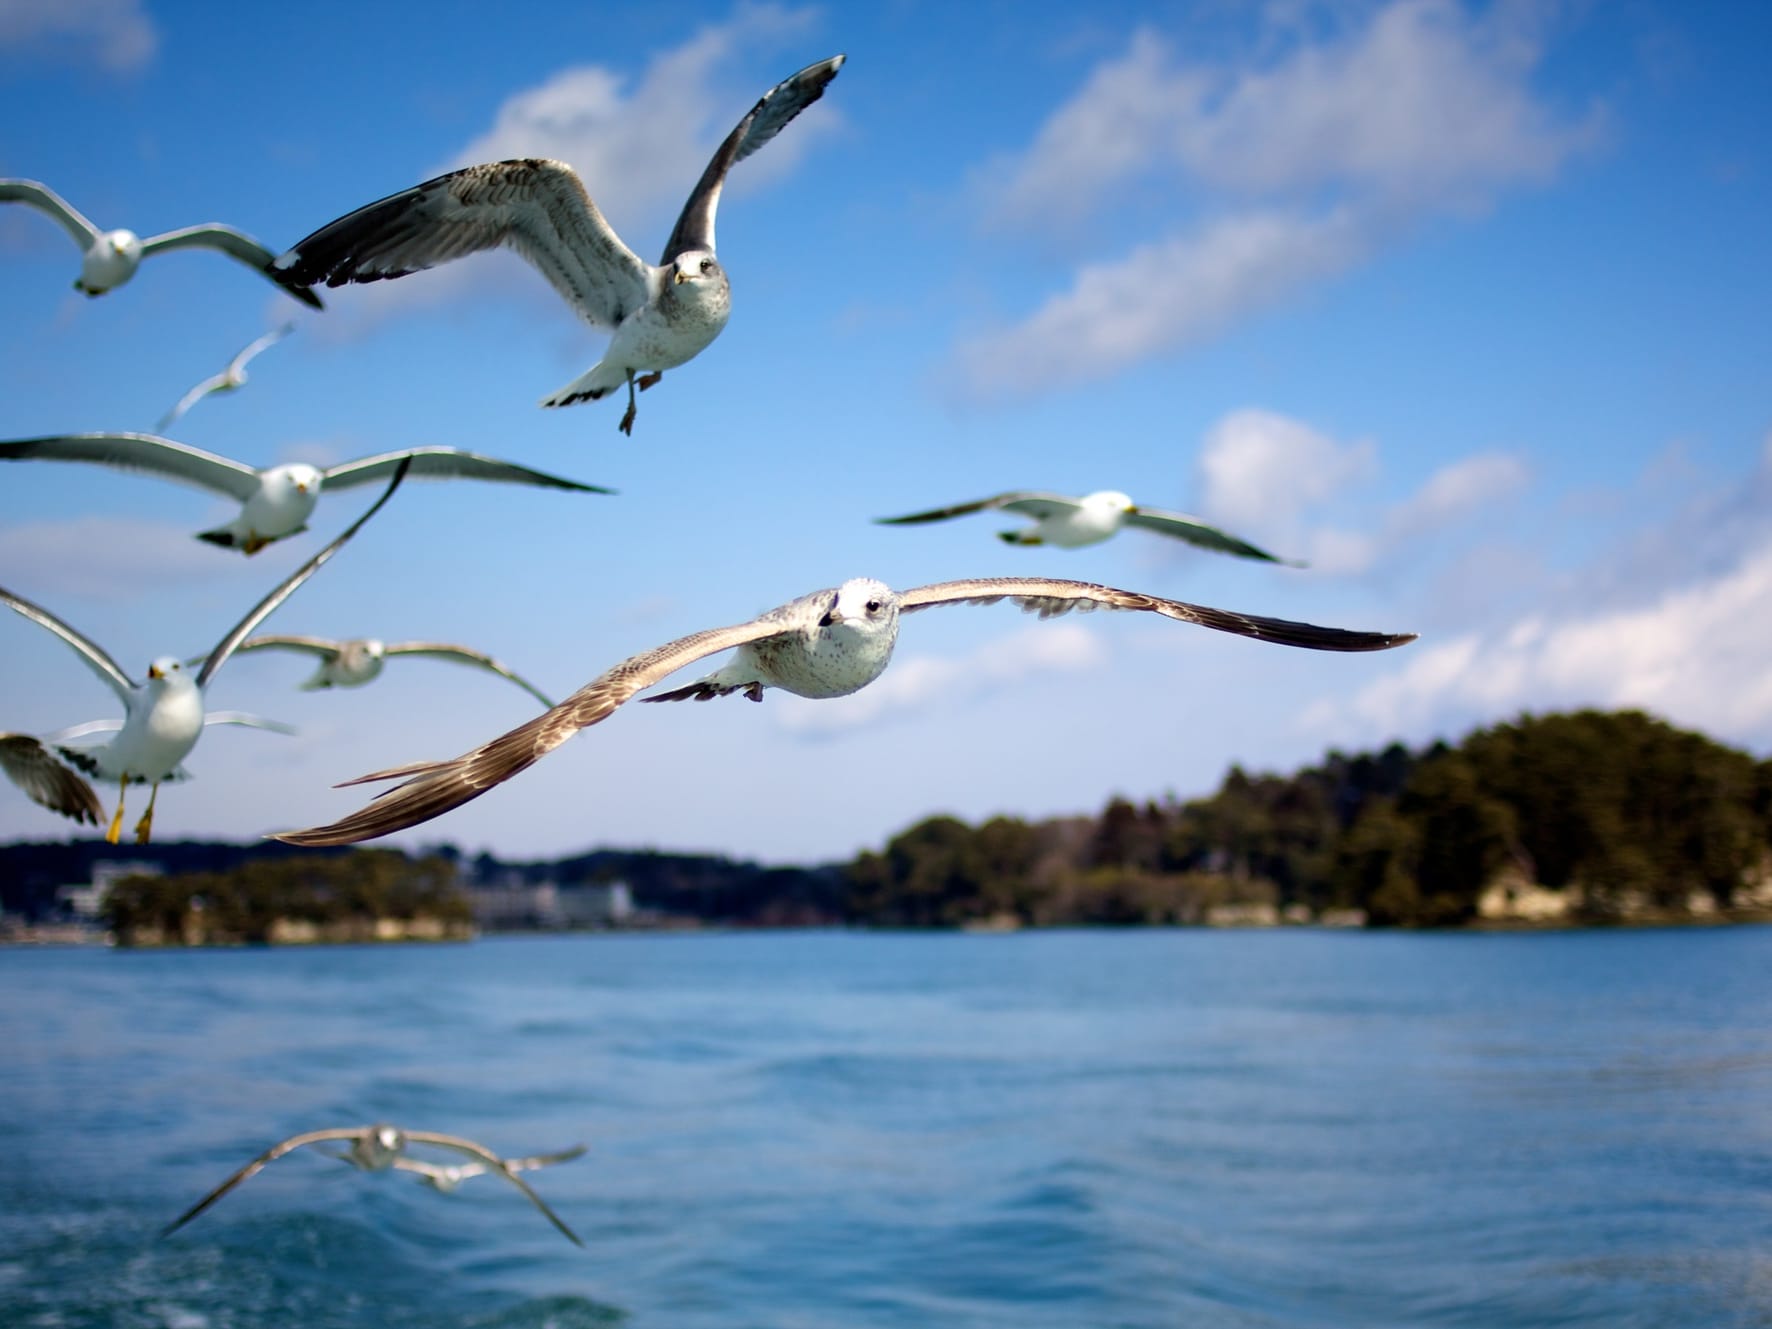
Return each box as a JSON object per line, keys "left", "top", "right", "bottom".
{"left": 0, "top": 461, "right": 409, "bottom": 843}
{"left": 275, "top": 576, "right": 1416, "bottom": 846}
{"left": 230, "top": 635, "right": 556, "bottom": 707}
{"left": 157, "top": 324, "right": 296, "bottom": 432}
{"left": 161, "top": 1122, "right": 583, "bottom": 1246}
{"left": 389, "top": 1144, "right": 588, "bottom": 1194}
{"left": 0, "top": 177, "right": 322, "bottom": 307}
{"left": 0, "top": 433, "right": 611, "bottom": 555}
{"left": 273, "top": 54, "right": 845, "bottom": 434}
{"left": 877, "top": 489, "right": 1301, "bottom": 564}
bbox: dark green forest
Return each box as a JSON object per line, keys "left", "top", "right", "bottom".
{"left": 9, "top": 709, "right": 1770, "bottom": 935}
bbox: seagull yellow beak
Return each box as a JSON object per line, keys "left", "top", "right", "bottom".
{"left": 148, "top": 663, "right": 163, "bottom": 679}
{"left": 674, "top": 269, "right": 690, "bottom": 284}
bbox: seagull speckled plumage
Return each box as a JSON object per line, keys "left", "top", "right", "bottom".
{"left": 160, "top": 1122, "right": 583, "bottom": 1246}
{"left": 0, "top": 461, "right": 410, "bottom": 843}
{"left": 0, "top": 433, "right": 610, "bottom": 555}
{"left": 274, "top": 577, "right": 1416, "bottom": 847}
{"left": 0, "top": 178, "right": 321, "bottom": 306}
{"left": 271, "top": 55, "right": 845, "bottom": 434}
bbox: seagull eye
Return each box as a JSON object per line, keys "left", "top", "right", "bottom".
{"left": 866, "top": 600, "right": 882, "bottom": 614}
{"left": 699, "top": 257, "right": 713, "bottom": 274}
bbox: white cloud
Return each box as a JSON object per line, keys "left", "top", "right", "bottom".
{"left": 1198, "top": 407, "right": 1379, "bottom": 529}
{"left": 0, "top": 0, "right": 156, "bottom": 71}
{"left": 955, "top": 208, "right": 1367, "bottom": 397}
{"left": 774, "top": 622, "right": 1107, "bottom": 736}
{"left": 960, "top": 0, "right": 1600, "bottom": 397}
{"left": 1385, "top": 451, "right": 1529, "bottom": 539}
{"left": 1307, "top": 528, "right": 1772, "bottom": 748}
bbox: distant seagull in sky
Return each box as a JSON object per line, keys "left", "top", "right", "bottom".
{"left": 157, "top": 324, "right": 296, "bottom": 432}
{"left": 388, "top": 1144, "right": 588, "bottom": 1194}
{"left": 273, "top": 54, "right": 846, "bottom": 434}
{"left": 0, "top": 178, "right": 322, "bottom": 307}
{"left": 161, "top": 1122, "right": 583, "bottom": 1246}
{"left": 276, "top": 576, "right": 1416, "bottom": 846}
{"left": 0, "top": 433, "right": 611, "bottom": 555}
{"left": 877, "top": 490, "right": 1302, "bottom": 564}
{"left": 0, "top": 461, "right": 409, "bottom": 844}
{"left": 230, "top": 635, "right": 556, "bottom": 707}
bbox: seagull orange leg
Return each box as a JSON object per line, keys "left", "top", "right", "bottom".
{"left": 134, "top": 781, "right": 162, "bottom": 844}
{"left": 105, "top": 775, "right": 128, "bottom": 844}
{"left": 636, "top": 371, "right": 662, "bottom": 391}
{"left": 618, "top": 373, "right": 638, "bottom": 435}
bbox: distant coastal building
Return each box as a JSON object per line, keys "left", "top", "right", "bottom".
{"left": 57, "top": 859, "right": 163, "bottom": 921}
{"left": 467, "top": 876, "right": 635, "bottom": 932}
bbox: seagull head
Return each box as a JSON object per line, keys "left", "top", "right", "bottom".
{"left": 268, "top": 462, "right": 324, "bottom": 497}
{"left": 818, "top": 578, "right": 898, "bottom": 633}
{"left": 672, "top": 250, "right": 721, "bottom": 286}
{"left": 1084, "top": 490, "right": 1136, "bottom": 515}
{"left": 145, "top": 656, "right": 186, "bottom": 685}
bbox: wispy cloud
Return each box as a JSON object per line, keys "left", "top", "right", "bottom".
{"left": 0, "top": 515, "right": 274, "bottom": 600}
{"left": 958, "top": 0, "right": 1602, "bottom": 397}
{"left": 1304, "top": 437, "right": 1772, "bottom": 746}
{"left": 774, "top": 622, "right": 1107, "bottom": 736}
{"left": 0, "top": 0, "right": 157, "bottom": 72}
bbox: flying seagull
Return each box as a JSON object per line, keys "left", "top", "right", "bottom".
{"left": 160, "top": 1122, "right": 583, "bottom": 1246}
{"left": 229, "top": 635, "right": 556, "bottom": 707}
{"left": 389, "top": 1144, "right": 588, "bottom": 1194}
{"left": 877, "top": 489, "right": 1301, "bottom": 564}
{"left": 0, "top": 460, "right": 409, "bottom": 843}
{"left": 0, "top": 178, "right": 322, "bottom": 307}
{"left": 275, "top": 576, "right": 1416, "bottom": 846}
{"left": 273, "top": 54, "right": 846, "bottom": 434}
{"left": 0, "top": 433, "right": 611, "bottom": 555}
{"left": 157, "top": 324, "right": 296, "bottom": 432}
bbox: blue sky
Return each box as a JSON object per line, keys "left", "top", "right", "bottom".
{"left": 2, "top": 0, "right": 1769, "bottom": 864}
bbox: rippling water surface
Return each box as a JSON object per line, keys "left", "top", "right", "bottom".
{"left": 4, "top": 926, "right": 1772, "bottom": 1327}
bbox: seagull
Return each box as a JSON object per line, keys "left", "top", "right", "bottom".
{"left": 0, "top": 460, "right": 409, "bottom": 843}
{"left": 160, "top": 1122, "right": 583, "bottom": 1246}
{"left": 0, "top": 178, "right": 322, "bottom": 307}
{"left": 275, "top": 576, "right": 1416, "bottom": 846}
{"left": 877, "top": 490, "right": 1301, "bottom": 564}
{"left": 228, "top": 635, "right": 556, "bottom": 707}
{"left": 157, "top": 324, "right": 296, "bottom": 432}
{"left": 388, "top": 1144, "right": 588, "bottom": 1194}
{"left": 272, "top": 54, "right": 846, "bottom": 434}
{"left": 0, "top": 433, "right": 611, "bottom": 555}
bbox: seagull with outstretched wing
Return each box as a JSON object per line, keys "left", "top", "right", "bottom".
{"left": 0, "top": 178, "right": 321, "bottom": 306}
{"left": 273, "top": 55, "right": 845, "bottom": 434}
{"left": 877, "top": 489, "right": 1303, "bottom": 564}
{"left": 0, "top": 433, "right": 610, "bottom": 555}
{"left": 157, "top": 324, "right": 296, "bottom": 432}
{"left": 275, "top": 576, "right": 1415, "bottom": 846}
{"left": 229, "top": 634, "right": 556, "bottom": 707}
{"left": 161, "top": 1122, "right": 582, "bottom": 1246}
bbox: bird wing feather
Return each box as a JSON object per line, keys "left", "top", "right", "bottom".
{"left": 384, "top": 643, "right": 556, "bottom": 707}
{"left": 320, "top": 446, "right": 612, "bottom": 494}
{"left": 0, "top": 433, "right": 264, "bottom": 501}
{"left": 138, "top": 225, "right": 323, "bottom": 308}
{"left": 159, "top": 1127, "right": 374, "bottom": 1238}
{"left": 275, "top": 159, "right": 651, "bottom": 328}
{"left": 0, "top": 586, "right": 136, "bottom": 702}
{"left": 0, "top": 178, "right": 101, "bottom": 247}
{"left": 661, "top": 54, "right": 845, "bottom": 262}
{"left": 1122, "top": 507, "right": 1299, "bottom": 565}
{"left": 898, "top": 577, "right": 1416, "bottom": 651}
{"left": 0, "top": 734, "right": 102, "bottom": 824}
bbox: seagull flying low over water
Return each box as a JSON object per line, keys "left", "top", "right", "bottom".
{"left": 0, "top": 178, "right": 322, "bottom": 307}
{"left": 0, "top": 433, "right": 611, "bottom": 555}
{"left": 273, "top": 54, "right": 845, "bottom": 434}
{"left": 161, "top": 1122, "right": 583, "bottom": 1246}
{"left": 877, "top": 490, "right": 1302, "bottom": 564}
{"left": 228, "top": 635, "right": 556, "bottom": 707}
{"left": 157, "top": 324, "right": 296, "bottom": 432}
{"left": 387, "top": 1144, "right": 588, "bottom": 1194}
{"left": 276, "top": 576, "right": 1416, "bottom": 846}
{"left": 0, "top": 461, "right": 410, "bottom": 844}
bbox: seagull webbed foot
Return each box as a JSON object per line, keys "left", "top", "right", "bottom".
{"left": 636, "top": 371, "right": 662, "bottom": 392}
